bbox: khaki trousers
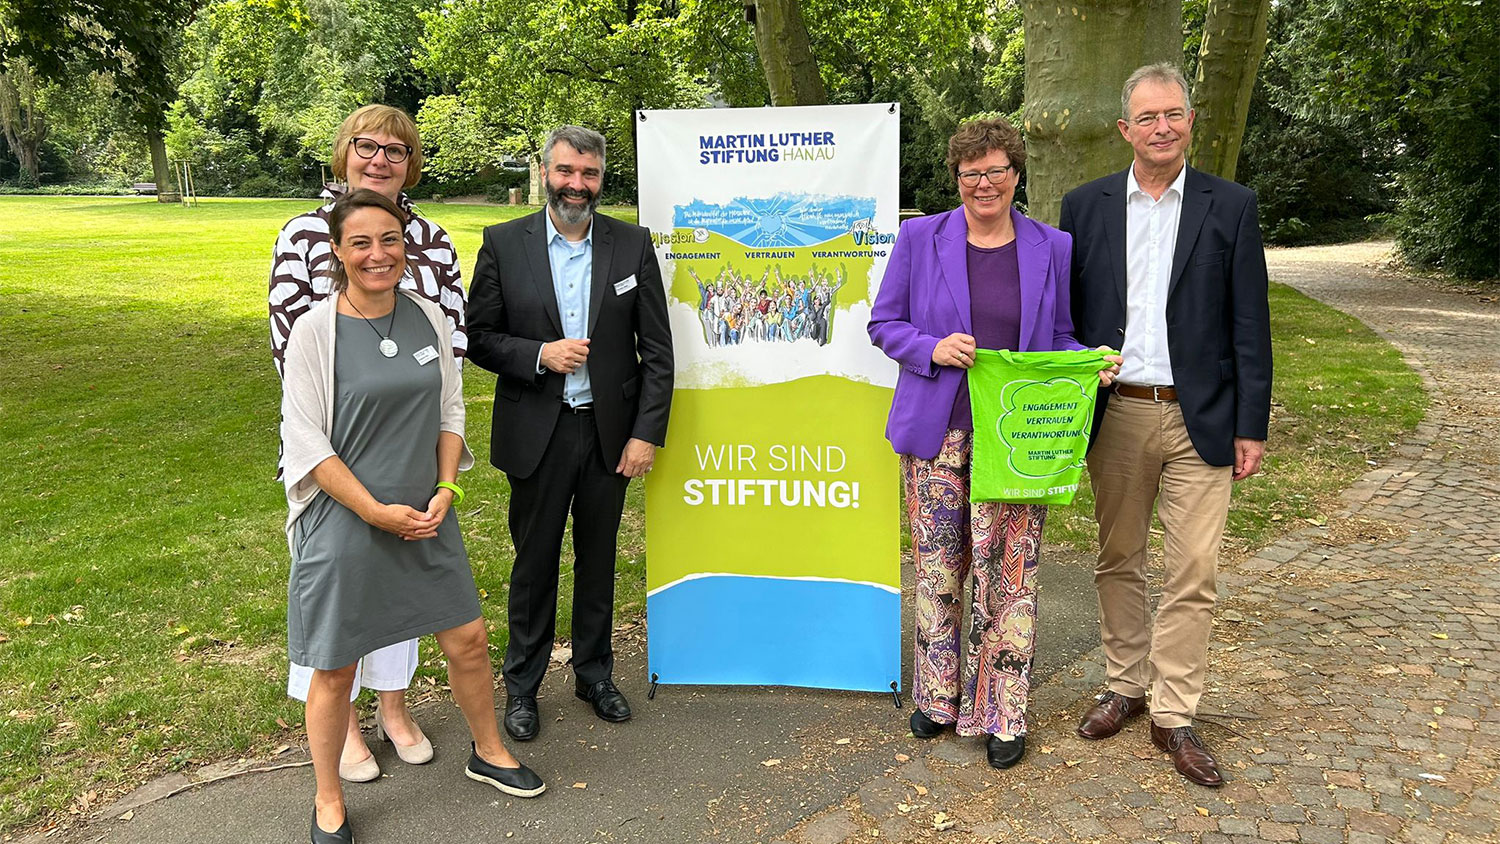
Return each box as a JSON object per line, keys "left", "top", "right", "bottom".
{"left": 1087, "top": 395, "right": 1231, "bottom": 727}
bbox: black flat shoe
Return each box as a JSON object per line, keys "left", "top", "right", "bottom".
{"left": 910, "top": 709, "right": 945, "bottom": 739}
{"left": 986, "top": 734, "right": 1025, "bottom": 769}
{"left": 575, "top": 678, "right": 632, "bottom": 722}
{"left": 464, "top": 743, "right": 547, "bottom": 798}
{"left": 504, "top": 695, "right": 539, "bottom": 741}
{"left": 310, "top": 806, "right": 353, "bottom": 844}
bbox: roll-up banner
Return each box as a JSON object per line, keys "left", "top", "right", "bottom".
{"left": 637, "top": 103, "right": 902, "bottom": 692}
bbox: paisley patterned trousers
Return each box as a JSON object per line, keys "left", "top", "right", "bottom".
{"left": 902, "top": 428, "right": 1046, "bottom": 737}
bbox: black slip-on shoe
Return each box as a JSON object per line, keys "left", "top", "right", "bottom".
{"left": 986, "top": 735, "right": 1026, "bottom": 770}
{"left": 909, "top": 708, "right": 946, "bottom": 739}
{"left": 464, "top": 743, "right": 546, "bottom": 798}
{"left": 310, "top": 806, "right": 353, "bottom": 844}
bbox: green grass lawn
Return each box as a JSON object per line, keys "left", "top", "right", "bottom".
{"left": 0, "top": 196, "right": 1423, "bottom": 834}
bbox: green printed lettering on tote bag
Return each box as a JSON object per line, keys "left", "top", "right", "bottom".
{"left": 967, "top": 348, "right": 1113, "bottom": 504}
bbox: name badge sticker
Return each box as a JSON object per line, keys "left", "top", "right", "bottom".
{"left": 413, "top": 345, "right": 439, "bottom": 366}
{"left": 613, "top": 275, "right": 638, "bottom": 296}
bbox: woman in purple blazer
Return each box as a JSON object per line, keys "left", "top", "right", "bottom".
{"left": 869, "top": 118, "right": 1120, "bottom": 770}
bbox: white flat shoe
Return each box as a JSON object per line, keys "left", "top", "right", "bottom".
{"left": 376, "top": 710, "right": 434, "bottom": 765}
{"left": 338, "top": 749, "right": 381, "bottom": 783}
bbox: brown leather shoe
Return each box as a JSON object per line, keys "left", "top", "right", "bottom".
{"left": 1150, "top": 722, "right": 1224, "bottom": 787}
{"left": 1076, "top": 690, "right": 1146, "bottom": 739}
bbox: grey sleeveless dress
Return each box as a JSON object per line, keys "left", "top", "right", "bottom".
{"left": 287, "top": 296, "right": 481, "bottom": 669}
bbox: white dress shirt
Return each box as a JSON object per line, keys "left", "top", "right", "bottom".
{"left": 1118, "top": 163, "right": 1186, "bottom": 387}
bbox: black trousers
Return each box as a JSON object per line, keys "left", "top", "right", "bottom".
{"left": 502, "top": 409, "right": 629, "bottom": 697}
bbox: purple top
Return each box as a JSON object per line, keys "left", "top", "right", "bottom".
{"left": 867, "top": 206, "right": 1084, "bottom": 461}
{"left": 948, "top": 240, "right": 1022, "bottom": 431}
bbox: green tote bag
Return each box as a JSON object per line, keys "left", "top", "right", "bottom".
{"left": 966, "top": 348, "right": 1113, "bottom": 505}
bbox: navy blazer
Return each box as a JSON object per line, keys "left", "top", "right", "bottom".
{"left": 868, "top": 206, "right": 1084, "bottom": 460}
{"left": 1060, "top": 165, "right": 1272, "bottom": 467}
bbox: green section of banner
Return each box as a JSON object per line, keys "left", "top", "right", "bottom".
{"left": 664, "top": 230, "right": 877, "bottom": 306}
{"left": 644, "top": 375, "right": 899, "bottom": 591}
{"left": 967, "top": 349, "right": 1112, "bottom": 505}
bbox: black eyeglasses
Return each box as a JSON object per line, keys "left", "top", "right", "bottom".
{"left": 350, "top": 137, "right": 413, "bottom": 164}
{"left": 956, "top": 164, "right": 1015, "bottom": 187}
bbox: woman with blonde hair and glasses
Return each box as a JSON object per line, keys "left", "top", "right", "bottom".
{"left": 269, "top": 105, "right": 467, "bottom": 784}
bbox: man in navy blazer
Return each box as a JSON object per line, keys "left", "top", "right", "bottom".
{"left": 1060, "top": 63, "right": 1271, "bottom": 787}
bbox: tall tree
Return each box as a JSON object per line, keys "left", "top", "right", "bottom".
{"left": 1020, "top": 0, "right": 1182, "bottom": 225}
{"left": 417, "top": 0, "right": 710, "bottom": 199}
{"left": 1, "top": 0, "right": 195, "bottom": 199}
{"left": 1188, "top": 0, "right": 1270, "bottom": 180}
{"left": 749, "top": 0, "right": 826, "bottom": 105}
{"left": 0, "top": 57, "right": 45, "bottom": 184}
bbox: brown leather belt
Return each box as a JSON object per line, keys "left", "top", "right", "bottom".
{"left": 1113, "top": 383, "right": 1178, "bottom": 402}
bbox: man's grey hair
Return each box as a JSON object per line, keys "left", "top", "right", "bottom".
{"left": 543, "top": 125, "right": 607, "bottom": 170}
{"left": 1121, "top": 63, "right": 1192, "bottom": 118}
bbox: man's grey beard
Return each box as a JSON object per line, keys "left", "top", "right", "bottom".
{"left": 546, "top": 183, "right": 599, "bottom": 226}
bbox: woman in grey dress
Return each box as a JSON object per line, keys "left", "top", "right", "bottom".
{"left": 280, "top": 189, "right": 544, "bottom": 844}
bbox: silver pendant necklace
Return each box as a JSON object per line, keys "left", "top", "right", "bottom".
{"left": 344, "top": 293, "right": 399, "bottom": 357}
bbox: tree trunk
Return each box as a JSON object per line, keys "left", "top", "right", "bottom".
{"left": 528, "top": 152, "right": 543, "bottom": 205}
{"left": 751, "top": 0, "right": 828, "bottom": 106}
{"left": 1189, "top": 0, "right": 1271, "bottom": 181}
{"left": 145, "top": 105, "right": 179, "bottom": 203}
{"left": 1021, "top": 1, "right": 1182, "bottom": 225}
{"left": 0, "top": 62, "right": 49, "bottom": 186}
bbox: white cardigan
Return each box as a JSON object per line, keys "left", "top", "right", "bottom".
{"left": 279, "top": 289, "right": 473, "bottom": 547}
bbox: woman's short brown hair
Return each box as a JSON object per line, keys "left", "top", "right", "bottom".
{"left": 326, "top": 188, "right": 408, "bottom": 292}
{"left": 946, "top": 117, "right": 1026, "bottom": 180}
{"left": 330, "top": 104, "right": 424, "bottom": 189}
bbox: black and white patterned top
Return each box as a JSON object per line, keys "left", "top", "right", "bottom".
{"left": 268, "top": 186, "right": 467, "bottom": 377}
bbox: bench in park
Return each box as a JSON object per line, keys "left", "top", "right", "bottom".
{"left": 130, "top": 182, "right": 157, "bottom": 195}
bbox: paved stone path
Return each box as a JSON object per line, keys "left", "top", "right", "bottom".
{"left": 25, "top": 243, "right": 1498, "bottom": 844}
{"left": 772, "top": 243, "right": 1500, "bottom": 844}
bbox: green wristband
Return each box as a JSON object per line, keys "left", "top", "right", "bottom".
{"left": 435, "top": 481, "right": 465, "bottom": 506}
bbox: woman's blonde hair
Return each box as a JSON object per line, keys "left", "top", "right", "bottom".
{"left": 330, "top": 104, "right": 424, "bottom": 188}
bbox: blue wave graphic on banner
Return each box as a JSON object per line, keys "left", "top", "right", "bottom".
{"left": 647, "top": 574, "right": 900, "bottom": 692}
{"left": 673, "top": 194, "right": 877, "bottom": 248}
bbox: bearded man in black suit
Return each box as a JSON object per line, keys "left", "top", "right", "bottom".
{"left": 467, "top": 125, "right": 673, "bottom": 741}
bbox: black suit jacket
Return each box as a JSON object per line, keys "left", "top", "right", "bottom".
{"left": 466, "top": 210, "right": 674, "bottom": 479}
{"left": 1060, "top": 165, "right": 1271, "bottom": 467}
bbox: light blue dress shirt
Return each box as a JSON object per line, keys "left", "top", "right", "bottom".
{"left": 545, "top": 211, "right": 593, "bottom": 406}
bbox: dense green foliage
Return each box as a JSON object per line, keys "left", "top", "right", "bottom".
{"left": 1, "top": 0, "right": 1492, "bottom": 270}
{"left": 1234, "top": 0, "right": 1392, "bottom": 246}
{"left": 1270, "top": 0, "right": 1497, "bottom": 277}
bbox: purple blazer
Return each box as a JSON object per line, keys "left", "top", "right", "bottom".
{"left": 868, "top": 206, "right": 1084, "bottom": 459}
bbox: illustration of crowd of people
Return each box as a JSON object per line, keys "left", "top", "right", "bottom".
{"left": 689, "top": 264, "right": 845, "bottom": 347}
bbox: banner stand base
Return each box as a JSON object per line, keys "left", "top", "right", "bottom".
{"left": 648, "top": 673, "right": 903, "bottom": 707}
